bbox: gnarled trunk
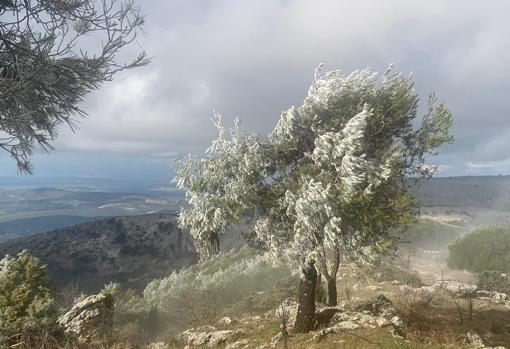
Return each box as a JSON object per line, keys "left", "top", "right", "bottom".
{"left": 198, "top": 231, "right": 220, "bottom": 261}
{"left": 327, "top": 276, "right": 337, "bottom": 306}
{"left": 319, "top": 240, "right": 340, "bottom": 307}
{"left": 294, "top": 261, "right": 317, "bottom": 333}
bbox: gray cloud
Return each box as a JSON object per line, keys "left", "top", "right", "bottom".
{"left": 40, "top": 0, "right": 510, "bottom": 177}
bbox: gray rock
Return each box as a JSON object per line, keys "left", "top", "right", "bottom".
{"left": 57, "top": 293, "right": 114, "bottom": 343}
{"left": 179, "top": 326, "right": 245, "bottom": 348}
{"left": 354, "top": 295, "right": 396, "bottom": 317}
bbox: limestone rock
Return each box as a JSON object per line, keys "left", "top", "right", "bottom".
{"left": 179, "top": 326, "right": 245, "bottom": 348}
{"left": 218, "top": 316, "right": 234, "bottom": 325}
{"left": 225, "top": 339, "right": 250, "bottom": 349}
{"left": 57, "top": 293, "right": 114, "bottom": 343}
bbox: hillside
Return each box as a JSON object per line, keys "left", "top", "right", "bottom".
{"left": 0, "top": 214, "right": 197, "bottom": 292}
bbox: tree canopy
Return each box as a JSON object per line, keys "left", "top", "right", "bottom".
{"left": 0, "top": 0, "right": 148, "bottom": 173}
{"left": 176, "top": 66, "right": 453, "bottom": 267}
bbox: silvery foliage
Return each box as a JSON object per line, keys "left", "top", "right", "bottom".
{"left": 176, "top": 66, "right": 453, "bottom": 272}
{"left": 143, "top": 250, "right": 268, "bottom": 309}
{"left": 175, "top": 112, "right": 265, "bottom": 259}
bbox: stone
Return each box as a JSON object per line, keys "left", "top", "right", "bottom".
{"left": 366, "top": 285, "right": 383, "bottom": 291}
{"left": 354, "top": 295, "right": 396, "bottom": 317}
{"left": 492, "top": 292, "right": 508, "bottom": 301}
{"left": 219, "top": 316, "right": 234, "bottom": 325}
{"left": 467, "top": 332, "right": 485, "bottom": 348}
{"left": 335, "top": 321, "right": 360, "bottom": 330}
{"left": 434, "top": 280, "right": 477, "bottom": 297}
{"left": 57, "top": 293, "right": 114, "bottom": 343}
{"left": 315, "top": 306, "right": 342, "bottom": 328}
{"left": 208, "top": 330, "right": 239, "bottom": 347}
{"left": 179, "top": 327, "right": 245, "bottom": 348}
{"left": 225, "top": 339, "right": 250, "bottom": 349}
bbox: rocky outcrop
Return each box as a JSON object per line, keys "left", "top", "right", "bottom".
{"left": 57, "top": 293, "right": 114, "bottom": 343}
{"left": 312, "top": 295, "right": 403, "bottom": 342}
{"left": 178, "top": 326, "right": 246, "bottom": 348}
{"left": 467, "top": 332, "right": 506, "bottom": 349}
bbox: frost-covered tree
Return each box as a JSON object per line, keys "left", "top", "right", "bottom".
{"left": 176, "top": 66, "right": 453, "bottom": 332}
{"left": 175, "top": 113, "right": 265, "bottom": 260}
{"left": 0, "top": 0, "right": 149, "bottom": 173}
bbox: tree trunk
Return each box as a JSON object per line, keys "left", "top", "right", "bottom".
{"left": 198, "top": 231, "right": 221, "bottom": 261}
{"left": 294, "top": 261, "right": 317, "bottom": 333}
{"left": 327, "top": 277, "right": 337, "bottom": 306}
{"left": 208, "top": 231, "right": 220, "bottom": 255}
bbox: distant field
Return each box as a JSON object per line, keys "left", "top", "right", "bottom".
{"left": 0, "top": 215, "right": 108, "bottom": 241}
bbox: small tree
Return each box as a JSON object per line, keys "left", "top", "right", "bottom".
{"left": 0, "top": 250, "right": 56, "bottom": 335}
{"left": 0, "top": 0, "right": 149, "bottom": 173}
{"left": 176, "top": 66, "right": 453, "bottom": 332}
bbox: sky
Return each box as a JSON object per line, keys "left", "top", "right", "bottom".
{"left": 1, "top": 0, "right": 510, "bottom": 182}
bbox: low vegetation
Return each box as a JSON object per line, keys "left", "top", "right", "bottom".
{"left": 144, "top": 247, "right": 293, "bottom": 327}
{"left": 477, "top": 271, "right": 510, "bottom": 294}
{"left": 448, "top": 226, "right": 510, "bottom": 273}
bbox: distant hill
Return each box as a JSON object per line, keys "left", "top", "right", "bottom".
{"left": 0, "top": 215, "right": 106, "bottom": 241}
{"left": 413, "top": 175, "right": 510, "bottom": 211}
{"left": 0, "top": 213, "right": 249, "bottom": 293}
{"left": 0, "top": 187, "right": 184, "bottom": 231}
{"left": 0, "top": 214, "right": 198, "bottom": 293}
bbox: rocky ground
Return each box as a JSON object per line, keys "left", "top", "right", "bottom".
{"left": 165, "top": 255, "right": 510, "bottom": 349}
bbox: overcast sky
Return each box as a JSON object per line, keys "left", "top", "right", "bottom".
{"left": 1, "top": 0, "right": 510, "bottom": 182}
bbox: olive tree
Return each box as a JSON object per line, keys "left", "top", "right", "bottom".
{"left": 176, "top": 66, "right": 453, "bottom": 332}
{"left": 0, "top": 0, "right": 149, "bottom": 173}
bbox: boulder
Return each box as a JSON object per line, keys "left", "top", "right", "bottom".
{"left": 57, "top": 293, "right": 114, "bottom": 343}
{"left": 218, "top": 316, "right": 235, "bottom": 325}
{"left": 354, "top": 295, "right": 396, "bottom": 317}
{"left": 179, "top": 326, "right": 245, "bottom": 348}
{"left": 225, "top": 339, "right": 250, "bottom": 349}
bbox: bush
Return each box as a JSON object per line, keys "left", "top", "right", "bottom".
{"left": 477, "top": 271, "right": 510, "bottom": 294}
{"left": 447, "top": 226, "right": 510, "bottom": 273}
{"left": 0, "top": 250, "right": 57, "bottom": 338}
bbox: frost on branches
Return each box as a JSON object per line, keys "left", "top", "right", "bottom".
{"left": 175, "top": 113, "right": 265, "bottom": 260}
{"left": 175, "top": 67, "right": 453, "bottom": 308}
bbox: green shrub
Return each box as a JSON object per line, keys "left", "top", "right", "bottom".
{"left": 0, "top": 250, "right": 57, "bottom": 337}
{"left": 447, "top": 226, "right": 510, "bottom": 273}
{"left": 477, "top": 271, "right": 510, "bottom": 294}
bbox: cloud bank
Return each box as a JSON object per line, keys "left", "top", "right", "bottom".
{"left": 3, "top": 0, "right": 510, "bottom": 178}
